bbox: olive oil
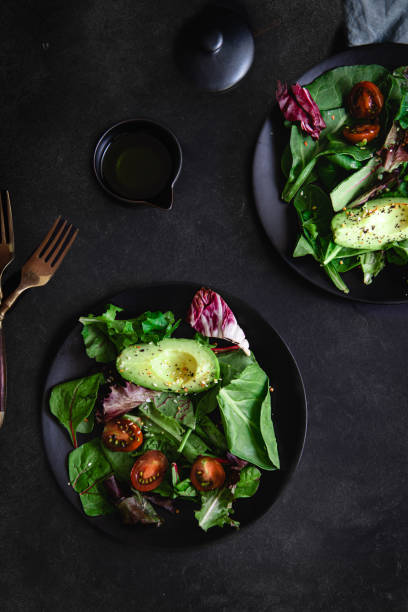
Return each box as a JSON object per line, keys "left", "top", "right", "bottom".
{"left": 101, "top": 131, "right": 173, "bottom": 201}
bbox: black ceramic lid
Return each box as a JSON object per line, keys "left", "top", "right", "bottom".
{"left": 175, "top": 4, "right": 254, "bottom": 92}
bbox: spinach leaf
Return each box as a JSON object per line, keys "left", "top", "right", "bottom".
{"left": 217, "top": 363, "right": 279, "bottom": 470}
{"left": 306, "top": 64, "right": 389, "bottom": 110}
{"left": 195, "top": 488, "right": 239, "bottom": 532}
{"left": 139, "top": 401, "right": 209, "bottom": 463}
{"left": 234, "top": 466, "right": 261, "bottom": 499}
{"left": 79, "top": 304, "right": 180, "bottom": 363}
{"left": 68, "top": 439, "right": 114, "bottom": 516}
{"left": 50, "top": 373, "right": 104, "bottom": 447}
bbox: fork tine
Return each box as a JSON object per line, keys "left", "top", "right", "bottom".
{"left": 31, "top": 216, "right": 61, "bottom": 258}
{"left": 50, "top": 227, "right": 79, "bottom": 270}
{"left": 5, "top": 191, "right": 14, "bottom": 249}
{"left": 0, "top": 193, "right": 6, "bottom": 244}
{"left": 47, "top": 222, "right": 72, "bottom": 263}
{"left": 40, "top": 219, "right": 68, "bottom": 260}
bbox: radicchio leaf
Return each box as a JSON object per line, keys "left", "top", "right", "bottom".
{"left": 101, "top": 382, "right": 159, "bottom": 422}
{"left": 187, "top": 288, "right": 250, "bottom": 355}
{"left": 276, "top": 81, "right": 326, "bottom": 140}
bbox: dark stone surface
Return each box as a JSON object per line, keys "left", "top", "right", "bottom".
{"left": 0, "top": 1, "right": 406, "bottom": 610}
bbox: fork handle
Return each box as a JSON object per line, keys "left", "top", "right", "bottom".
{"left": 0, "top": 284, "right": 27, "bottom": 321}
{"left": 0, "top": 323, "right": 6, "bottom": 428}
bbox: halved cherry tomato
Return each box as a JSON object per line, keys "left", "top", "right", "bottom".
{"left": 348, "top": 81, "right": 384, "bottom": 119}
{"left": 102, "top": 417, "right": 143, "bottom": 453}
{"left": 190, "top": 456, "right": 226, "bottom": 492}
{"left": 343, "top": 121, "right": 380, "bottom": 144}
{"left": 131, "top": 450, "right": 168, "bottom": 492}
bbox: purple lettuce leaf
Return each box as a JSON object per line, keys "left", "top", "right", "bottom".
{"left": 103, "top": 475, "right": 163, "bottom": 525}
{"left": 276, "top": 81, "right": 326, "bottom": 140}
{"left": 117, "top": 493, "right": 163, "bottom": 526}
{"left": 187, "top": 288, "right": 250, "bottom": 355}
{"left": 144, "top": 493, "right": 176, "bottom": 514}
{"left": 103, "top": 474, "right": 128, "bottom": 503}
{"left": 101, "top": 382, "right": 159, "bottom": 422}
{"left": 225, "top": 452, "right": 249, "bottom": 486}
{"left": 380, "top": 122, "right": 408, "bottom": 172}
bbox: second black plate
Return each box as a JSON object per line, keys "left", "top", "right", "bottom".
{"left": 253, "top": 43, "right": 408, "bottom": 303}
{"left": 41, "top": 283, "right": 307, "bottom": 548}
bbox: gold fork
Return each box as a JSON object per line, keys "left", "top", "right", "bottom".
{"left": 0, "top": 216, "right": 78, "bottom": 428}
{"left": 0, "top": 191, "right": 15, "bottom": 300}
{"left": 0, "top": 191, "right": 15, "bottom": 429}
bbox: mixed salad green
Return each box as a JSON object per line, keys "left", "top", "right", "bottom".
{"left": 49, "top": 288, "right": 279, "bottom": 532}
{"left": 278, "top": 64, "right": 408, "bottom": 293}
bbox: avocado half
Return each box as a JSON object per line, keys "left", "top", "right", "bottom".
{"left": 116, "top": 338, "right": 220, "bottom": 393}
{"left": 332, "top": 197, "right": 408, "bottom": 250}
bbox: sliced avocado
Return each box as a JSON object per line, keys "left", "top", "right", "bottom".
{"left": 116, "top": 338, "right": 220, "bottom": 394}
{"left": 332, "top": 197, "right": 408, "bottom": 250}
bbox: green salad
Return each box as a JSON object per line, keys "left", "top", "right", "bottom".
{"left": 277, "top": 64, "right": 408, "bottom": 293}
{"left": 49, "top": 288, "right": 279, "bottom": 532}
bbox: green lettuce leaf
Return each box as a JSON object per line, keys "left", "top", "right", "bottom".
{"left": 79, "top": 304, "right": 180, "bottom": 363}
{"left": 360, "top": 251, "right": 385, "bottom": 285}
{"left": 195, "top": 488, "right": 239, "bottom": 532}
{"left": 49, "top": 373, "right": 104, "bottom": 447}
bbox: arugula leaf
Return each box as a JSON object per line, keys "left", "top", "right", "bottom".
{"left": 79, "top": 304, "right": 180, "bottom": 363}
{"left": 50, "top": 373, "right": 104, "bottom": 447}
{"left": 218, "top": 362, "right": 279, "bottom": 470}
{"left": 195, "top": 488, "right": 239, "bottom": 532}
{"left": 68, "top": 439, "right": 114, "bottom": 516}
{"left": 234, "top": 466, "right": 261, "bottom": 499}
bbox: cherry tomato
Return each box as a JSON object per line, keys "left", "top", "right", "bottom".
{"left": 348, "top": 81, "right": 384, "bottom": 119}
{"left": 343, "top": 121, "right": 380, "bottom": 144}
{"left": 131, "top": 451, "right": 168, "bottom": 492}
{"left": 190, "top": 456, "right": 226, "bottom": 492}
{"left": 102, "top": 417, "right": 143, "bottom": 453}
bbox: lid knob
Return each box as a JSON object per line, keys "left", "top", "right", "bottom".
{"left": 200, "top": 28, "right": 223, "bottom": 54}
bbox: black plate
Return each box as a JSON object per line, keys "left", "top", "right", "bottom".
{"left": 41, "top": 283, "right": 307, "bottom": 547}
{"left": 253, "top": 43, "right": 408, "bottom": 303}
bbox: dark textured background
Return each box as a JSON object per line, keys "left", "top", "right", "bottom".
{"left": 0, "top": 1, "right": 407, "bottom": 610}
